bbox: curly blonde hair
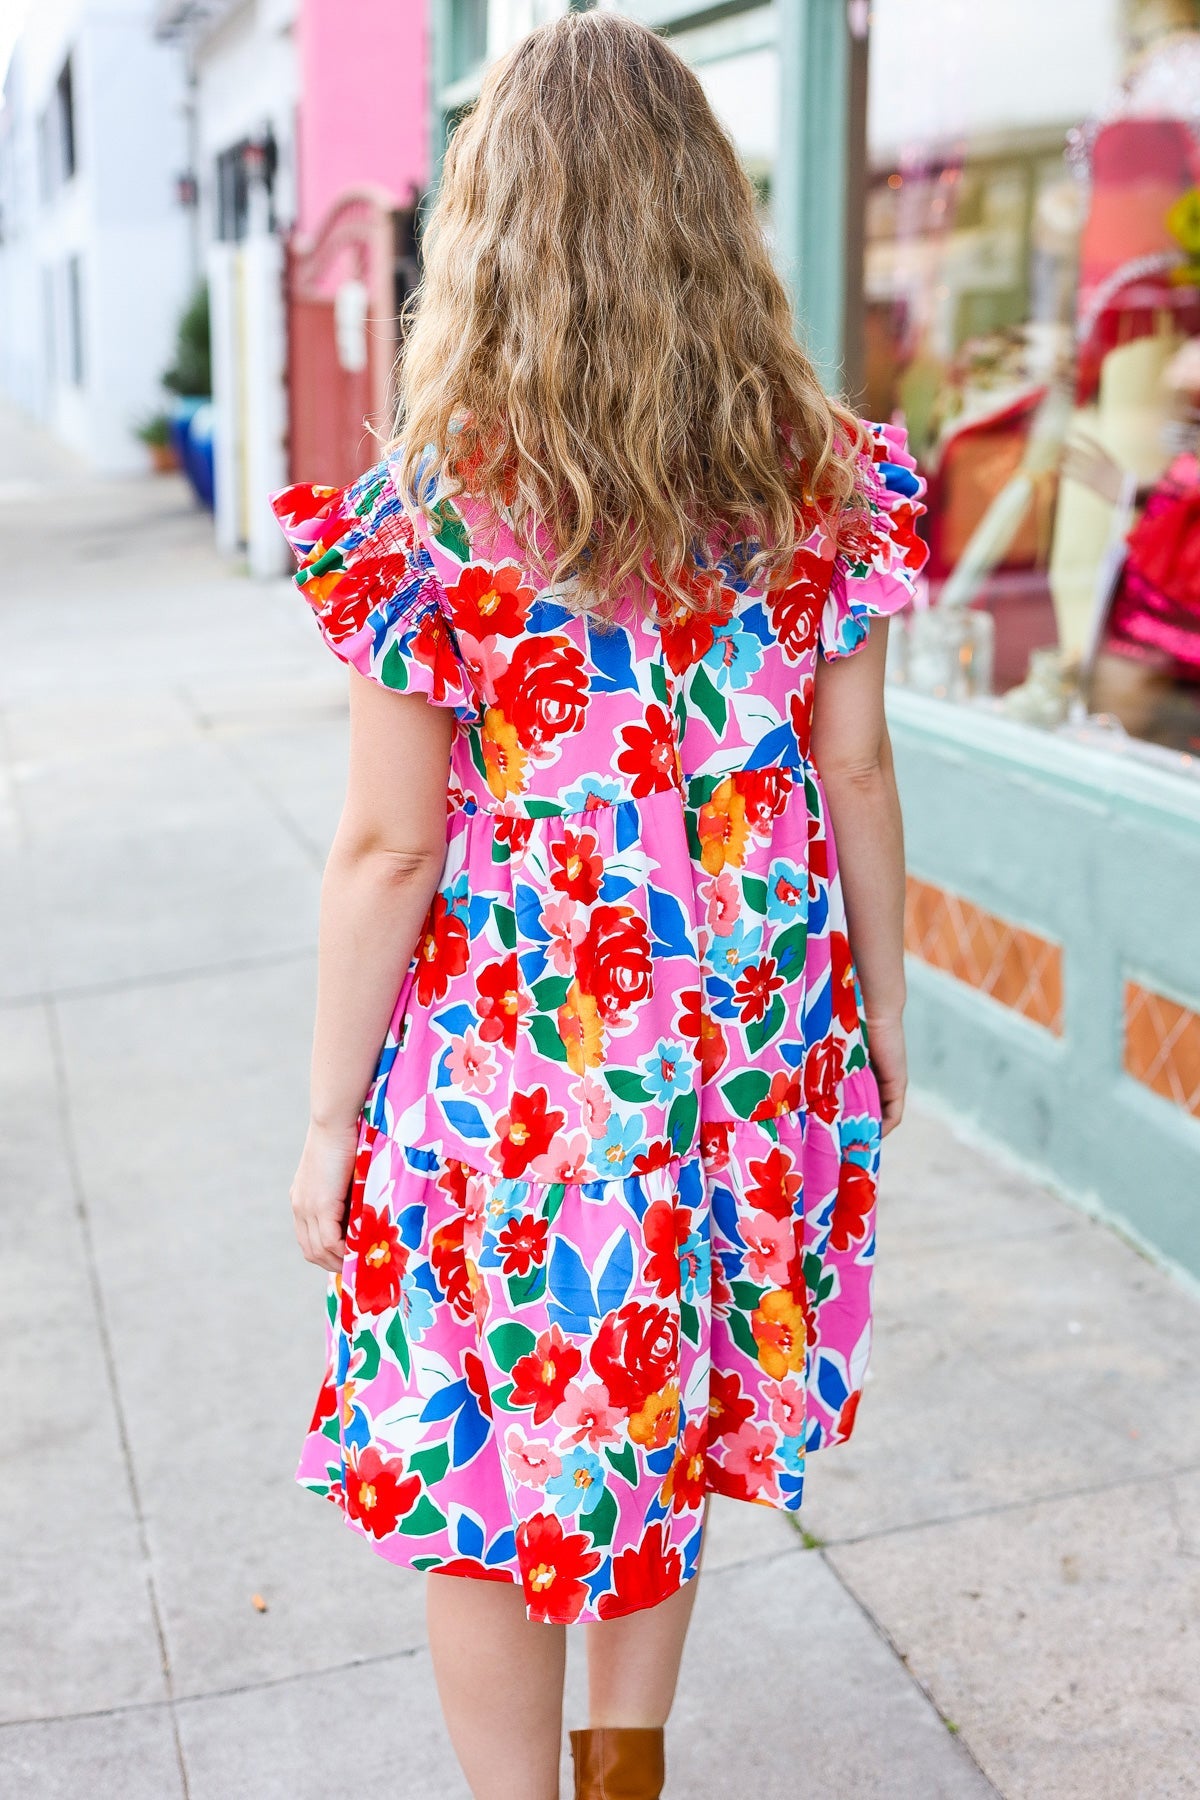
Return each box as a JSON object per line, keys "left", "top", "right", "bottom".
{"left": 393, "top": 9, "right": 866, "bottom": 614}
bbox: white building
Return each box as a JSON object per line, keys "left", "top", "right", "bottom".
{"left": 155, "top": 0, "right": 299, "bottom": 573}
{"left": 0, "top": 0, "right": 193, "bottom": 474}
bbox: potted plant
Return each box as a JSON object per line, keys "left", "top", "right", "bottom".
{"left": 163, "top": 285, "right": 215, "bottom": 510}
{"left": 134, "top": 410, "right": 178, "bottom": 474}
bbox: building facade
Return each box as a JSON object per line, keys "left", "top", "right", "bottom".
{"left": 0, "top": 0, "right": 192, "bottom": 474}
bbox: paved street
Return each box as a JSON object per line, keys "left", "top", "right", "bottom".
{"left": 1, "top": 417, "right": 1198, "bottom": 1799}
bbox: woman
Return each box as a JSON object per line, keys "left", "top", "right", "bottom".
{"left": 274, "top": 13, "right": 925, "bottom": 1799}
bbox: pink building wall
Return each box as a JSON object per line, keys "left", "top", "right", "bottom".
{"left": 297, "top": 0, "right": 429, "bottom": 235}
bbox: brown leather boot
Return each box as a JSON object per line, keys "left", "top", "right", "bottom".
{"left": 569, "top": 1727, "right": 665, "bottom": 1800}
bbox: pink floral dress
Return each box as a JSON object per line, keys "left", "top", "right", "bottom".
{"left": 272, "top": 422, "right": 926, "bottom": 1624}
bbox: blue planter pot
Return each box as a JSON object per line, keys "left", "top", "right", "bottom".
{"left": 168, "top": 396, "right": 215, "bottom": 512}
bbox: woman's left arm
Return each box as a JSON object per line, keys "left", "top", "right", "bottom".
{"left": 291, "top": 670, "right": 454, "bottom": 1271}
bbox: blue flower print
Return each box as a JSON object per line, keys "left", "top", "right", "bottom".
{"left": 679, "top": 1227, "right": 710, "bottom": 1303}
{"left": 702, "top": 616, "right": 765, "bottom": 691}
{"left": 597, "top": 1114, "right": 644, "bottom": 1177}
{"left": 443, "top": 872, "right": 470, "bottom": 923}
{"left": 709, "top": 917, "right": 763, "bottom": 983}
{"left": 400, "top": 1269, "right": 436, "bottom": 1341}
{"left": 640, "top": 1038, "right": 696, "bottom": 1105}
{"left": 545, "top": 1446, "right": 607, "bottom": 1517}
{"left": 765, "top": 858, "right": 808, "bottom": 926}
{"left": 561, "top": 776, "right": 623, "bottom": 813}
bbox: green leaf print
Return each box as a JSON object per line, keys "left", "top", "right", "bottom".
{"left": 606, "top": 1068, "right": 653, "bottom": 1105}
{"left": 772, "top": 922, "right": 808, "bottom": 981}
{"left": 746, "top": 993, "right": 786, "bottom": 1056}
{"left": 429, "top": 499, "right": 471, "bottom": 562}
{"left": 527, "top": 1013, "right": 570, "bottom": 1064}
{"left": 666, "top": 1089, "right": 698, "bottom": 1154}
{"left": 604, "top": 1440, "right": 639, "bottom": 1486}
{"left": 587, "top": 1488, "right": 620, "bottom": 1549}
{"left": 320, "top": 1415, "right": 340, "bottom": 1443}
{"left": 680, "top": 1299, "right": 700, "bottom": 1345}
{"left": 720, "top": 1069, "right": 772, "bottom": 1118}
{"left": 531, "top": 974, "right": 572, "bottom": 1013}
{"left": 506, "top": 1263, "right": 548, "bottom": 1309}
{"left": 727, "top": 1304, "right": 761, "bottom": 1365}
{"left": 494, "top": 904, "right": 517, "bottom": 949}
{"left": 379, "top": 640, "right": 411, "bottom": 692}
{"left": 845, "top": 1040, "right": 867, "bottom": 1075}
{"left": 352, "top": 1329, "right": 382, "bottom": 1385}
{"left": 384, "top": 1311, "right": 412, "bottom": 1382}
{"left": 492, "top": 1379, "right": 519, "bottom": 1411}
{"left": 742, "top": 874, "right": 768, "bottom": 915}
{"left": 650, "top": 660, "right": 669, "bottom": 706}
{"left": 690, "top": 663, "right": 727, "bottom": 737}
{"left": 409, "top": 1442, "right": 451, "bottom": 1486}
{"left": 730, "top": 1279, "right": 765, "bottom": 1313}
{"left": 487, "top": 1320, "right": 537, "bottom": 1373}
{"left": 397, "top": 1494, "right": 449, "bottom": 1538}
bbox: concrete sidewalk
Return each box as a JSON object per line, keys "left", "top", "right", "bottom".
{"left": 1, "top": 444, "right": 1197, "bottom": 1800}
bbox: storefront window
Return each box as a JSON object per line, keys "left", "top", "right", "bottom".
{"left": 864, "top": 0, "right": 1200, "bottom": 760}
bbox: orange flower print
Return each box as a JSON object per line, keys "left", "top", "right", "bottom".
{"left": 696, "top": 777, "right": 749, "bottom": 875}
{"left": 751, "top": 1289, "right": 808, "bottom": 1381}
{"left": 628, "top": 1381, "right": 680, "bottom": 1450}
{"left": 558, "top": 979, "right": 605, "bottom": 1075}
{"left": 661, "top": 1418, "right": 708, "bottom": 1514}
{"left": 481, "top": 706, "right": 528, "bottom": 799}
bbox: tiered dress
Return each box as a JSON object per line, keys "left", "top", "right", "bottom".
{"left": 272, "top": 422, "right": 926, "bottom": 1624}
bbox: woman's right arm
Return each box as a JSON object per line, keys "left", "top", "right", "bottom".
{"left": 810, "top": 619, "right": 908, "bottom": 1134}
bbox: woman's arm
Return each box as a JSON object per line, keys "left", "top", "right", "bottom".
{"left": 810, "top": 621, "right": 907, "bottom": 1135}
{"left": 291, "top": 670, "right": 454, "bottom": 1270}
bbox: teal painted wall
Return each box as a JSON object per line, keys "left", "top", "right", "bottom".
{"left": 889, "top": 691, "right": 1200, "bottom": 1280}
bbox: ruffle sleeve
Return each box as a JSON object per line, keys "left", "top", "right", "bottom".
{"left": 818, "top": 421, "right": 929, "bottom": 661}
{"left": 271, "top": 461, "right": 480, "bottom": 722}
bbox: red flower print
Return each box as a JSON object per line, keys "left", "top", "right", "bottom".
{"left": 447, "top": 562, "right": 534, "bottom": 640}
{"left": 308, "top": 1376, "right": 338, "bottom": 1432}
{"left": 768, "top": 548, "right": 825, "bottom": 659}
{"left": 707, "top": 1368, "right": 754, "bottom": 1442}
{"left": 750, "top": 1069, "right": 802, "bottom": 1122}
{"left": 548, "top": 827, "right": 604, "bottom": 903}
{"left": 494, "top": 1087, "right": 566, "bottom": 1179}
{"left": 643, "top": 1198, "right": 692, "bottom": 1299}
{"left": 721, "top": 1421, "right": 781, "bottom": 1501}
{"left": 344, "top": 1444, "right": 421, "bottom": 1538}
{"left": 414, "top": 894, "right": 470, "bottom": 1008}
{"left": 409, "top": 605, "right": 466, "bottom": 703}
{"left": 510, "top": 1325, "right": 584, "bottom": 1425}
{"left": 828, "top": 1157, "right": 875, "bottom": 1254}
{"left": 430, "top": 1214, "right": 476, "bottom": 1322}
{"left": 303, "top": 546, "right": 401, "bottom": 645}
{"left": 476, "top": 954, "right": 522, "bottom": 1053}
{"left": 516, "top": 1511, "right": 601, "bottom": 1624}
{"left": 700, "top": 1120, "right": 733, "bottom": 1173}
{"left": 837, "top": 1389, "right": 862, "bottom": 1439}
{"left": 828, "top": 931, "right": 860, "bottom": 1034}
{"left": 737, "top": 768, "right": 793, "bottom": 831}
{"left": 679, "top": 988, "right": 727, "bottom": 1080}
{"left": 464, "top": 1346, "right": 495, "bottom": 1420}
{"left": 615, "top": 705, "right": 680, "bottom": 798}
{"left": 496, "top": 1213, "right": 549, "bottom": 1276}
{"left": 575, "top": 904, "right": 654, "bottom": 1025}
{"left": 658, "top": 601, "right": 717, "bottom": 676}
{"left": 347, "top": 1201, "right": 407, "bottom": 1315}
{"left": 597, "top": 1522, "right": 683, "bottom": 1618}
{"left": 662, "top": 1417, "right": 708, "bottom": 1514}
{"left": 591, "top": 1301, "right": 679, "bottom": 1414}
{"left": 734, "top": 957, "right": 785, "bottom": 1025}
{"left": 495, "top": 635, "right": 590, "bottom": 749}
{"left": 803, "top": 1038, "right": 844, "bottom": 1123}
{"left": 789, "top": 683, "right": 813, "bottom": 759}
{"left": 436, "top": 1558, "right": 513, "bottom": 1584}
{"left": 494, "top": 809, "right": 533, "bottom": 856}
{"left": 744, "top": 1145, "right": 802, "bottom": 1220}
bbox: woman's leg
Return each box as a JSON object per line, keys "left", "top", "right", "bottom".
{"left": 426, "top": 1573, "right": 566, "bottom": 1800}
{"left": 583, "top": 1574, "right": 701, "bottom": 1728}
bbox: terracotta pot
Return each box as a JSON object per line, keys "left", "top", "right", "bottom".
{"left": 149, "top": 441, "right": 179, "bottom": 474}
